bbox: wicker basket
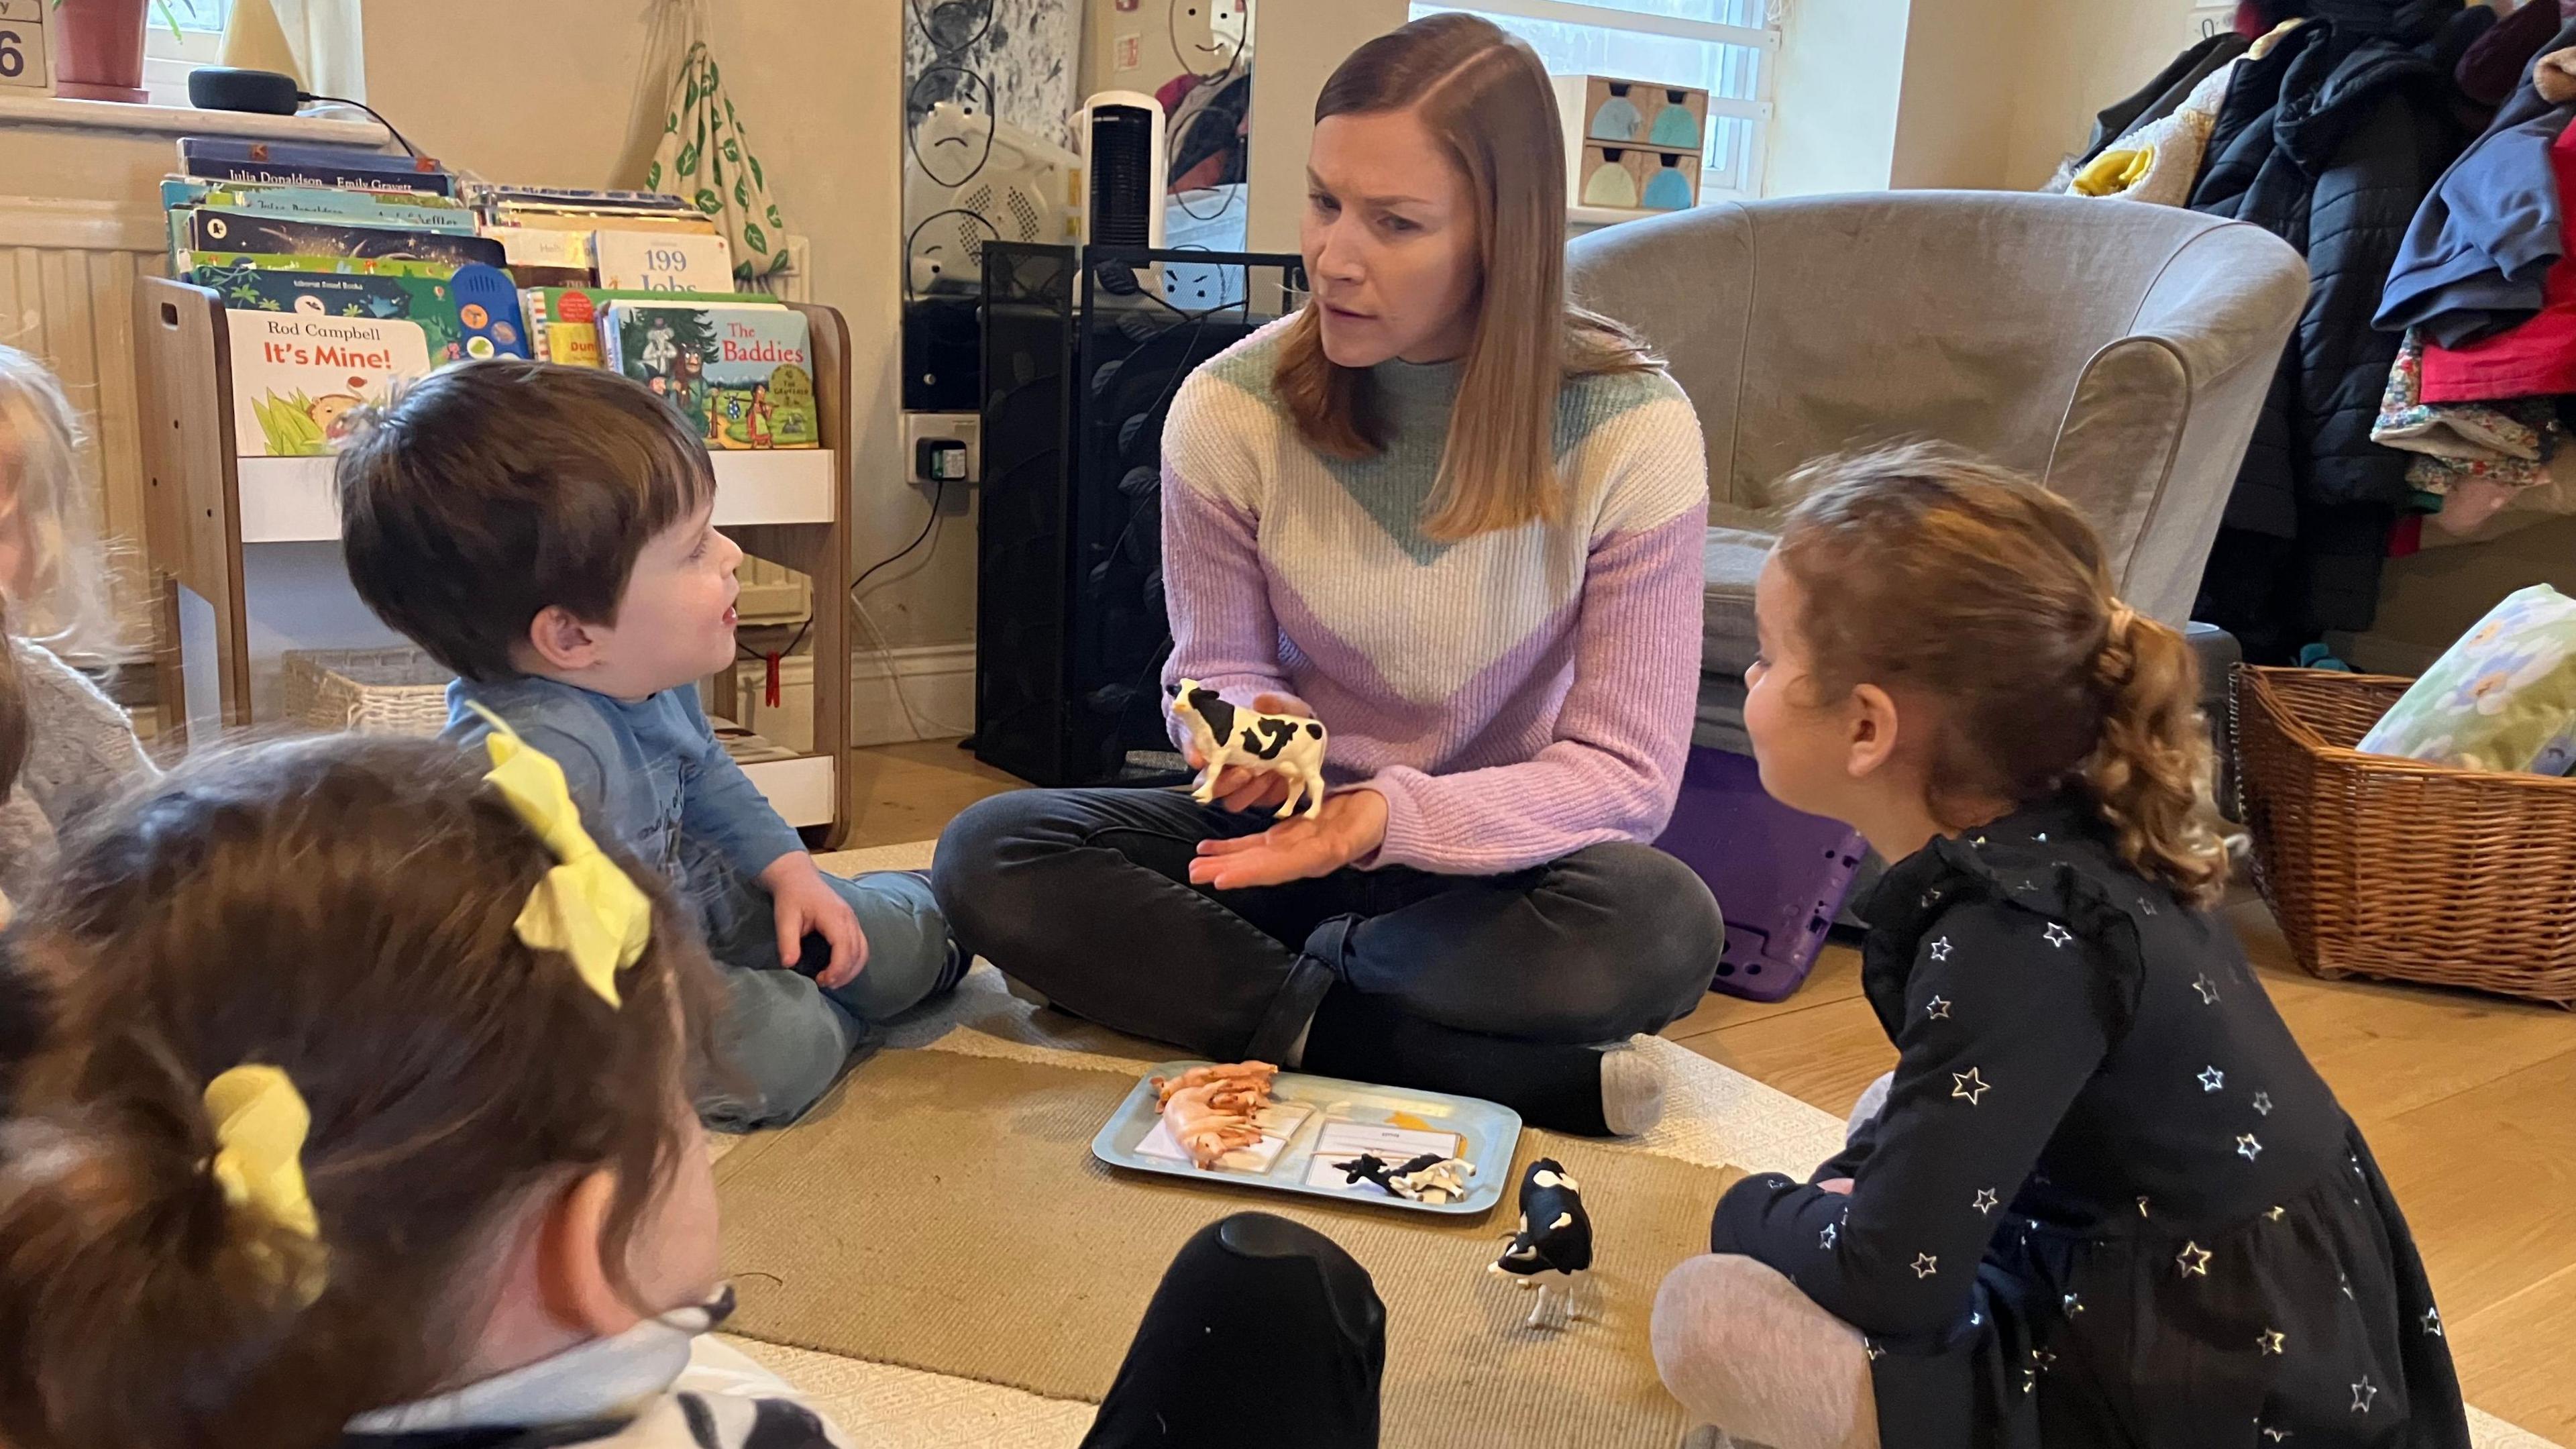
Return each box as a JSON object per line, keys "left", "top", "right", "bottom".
{"left": 2232, "top": 666, "right": 2576, "bottom": 1008}
{"left": 279, "top": 647, "right": 454, "bottom": 738}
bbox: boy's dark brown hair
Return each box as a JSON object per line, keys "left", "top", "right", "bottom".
{"left": 1774, "top": 443, "right": 2230, "bottom": 907}
{"left": 0, "top": 734, "right": 723, "bottom": 1449}
{"left": 335, "top": 361, "right": 716, "bottom": 682}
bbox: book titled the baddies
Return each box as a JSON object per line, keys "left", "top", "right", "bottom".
{"left": 178, "top": 137, "right": 456, "bottom": 197}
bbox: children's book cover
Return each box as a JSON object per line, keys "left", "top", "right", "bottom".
{"left": 178, "top": 138, "right": 456, "bottom": 197}
{"left": 225, "top": 311, "right": 433, "bottom": 457}
{"left": 602, "top": 303, "right": 818, "bottom": 449}
{"left": 181, "top": 250, "right": 458, "bottom": 282}
{"left": 592, "top": 230, "right": 736, "bottom": 290}
{"left": 199, "top": 261, "right": 528, "bottom": 363}
{"left": 162, "top": 178, "right": 474, "bottom": 232}
{"left": 184, "top": 211, "right": 505, "bottom": 270}
{"left": 527, "top": 288, "right": 774, "bottom": 368}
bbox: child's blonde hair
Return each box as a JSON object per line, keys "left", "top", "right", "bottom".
{"left": 1774, "top": 443, "right": 2229, "bottom": 906}
{"left": 0, "top": 345, "right": 121, "bottom": 658}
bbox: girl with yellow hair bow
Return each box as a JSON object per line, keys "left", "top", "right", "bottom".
{"left": 0, "top": 732, "right": 1390, "bottom": 1449}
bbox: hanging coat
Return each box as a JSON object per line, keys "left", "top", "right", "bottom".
{"left": 2187, "top": 15, "right": 2465, "bottom": 658}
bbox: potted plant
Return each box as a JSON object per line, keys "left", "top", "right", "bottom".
{"left": 50, "top": 0, "right": 199, "bottom": 104}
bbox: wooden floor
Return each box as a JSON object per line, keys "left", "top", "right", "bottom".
{"left": 857, "top": 741, "right": 2576, "bottom": 1442}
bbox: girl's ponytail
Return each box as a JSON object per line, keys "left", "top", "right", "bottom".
{"left": 2082, "top": 606, "right": 2230, "bottom": 908}
{"left": 1775, "top": 444, "right": 2235, "bottom": 908}
{"left": 0, "top": 1059, "right": 337, "bottom": 1449}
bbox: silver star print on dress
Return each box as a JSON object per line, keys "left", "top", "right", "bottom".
{"left": 1952, "top": 1068, "right": 1990, "bottom": 1105}
{"left": 1819, "top": 1222, "right": 1838, "bottom": 1250}
{"left": 1929, "top": 936, "right": 1953, "bottom": 961}
{"left": 2044, "top": 922, "right": 2074, "bottom": 948}
{"left": 2351, "top": 1375, "right": 2377, "bottom": 1414}
{"left": 2177, "top": 1242, "right": 2212, "bottom": 1277}
{"left": 2257, "top": 1328, "right": 2286, "bottom": 1354}
{"left": 2200, "top": 1066, "right": 2225, "bottom": 1091}
{"left": 2237, "top": 1134, "right": 2263, "bottom": 1162}
{"left": 2422, "top": 1307, "right": 2444, "bottom": 1337}
{"left": 2193, "top": 973, "right": 2220, "bottom": 1004}
{"left": 1927, "top": 995, "right": 1952, "bottom": 1020}
{"left": 1972, "top": 1187, "right": 1999, "bottom": 1214}
{"left": 1913, "top": 1253, "right": 1939, "bottom": 1279}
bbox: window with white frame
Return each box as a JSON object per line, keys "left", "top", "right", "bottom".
{"left": 1409, "top": 0, "right": 1778, "bottom": 205}
{"left": 142, "top": 0, "right": 233, "bottom": 107}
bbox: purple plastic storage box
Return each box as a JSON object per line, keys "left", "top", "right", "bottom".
{"left": 1655, "top": 745, "right": 1866, "bottom": 1003}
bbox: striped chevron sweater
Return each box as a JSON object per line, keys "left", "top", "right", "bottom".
{"left": 1159, "top": 320, "right": 1709, "bottom": 875}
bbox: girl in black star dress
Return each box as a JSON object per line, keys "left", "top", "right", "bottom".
{"left": 1649, "top": 446, "right": 2467, "bottom": 1449}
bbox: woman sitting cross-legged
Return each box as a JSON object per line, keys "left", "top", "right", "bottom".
{"left": 934, "top": 13, "right": 1723, "bottom": 1136}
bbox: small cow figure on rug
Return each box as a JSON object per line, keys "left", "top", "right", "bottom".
{"left": 1335, "top": 1152, "right": 1478, "bottom": 1206}
{"left": 1167, "top": 680, "right": 1329, "bottom": 818}
{"left": 1491, "top": 1159, "right": 1593, "bottom": 1330}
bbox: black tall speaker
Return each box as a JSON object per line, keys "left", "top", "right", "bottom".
{"left": 975, "top": 244, "right": 1304, "bottom": 787}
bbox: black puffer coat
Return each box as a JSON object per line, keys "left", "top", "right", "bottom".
{"left": 2188, "top": 14, "right": 2465, "bottom": 659}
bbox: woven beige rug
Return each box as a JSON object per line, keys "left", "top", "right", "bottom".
{"left": 744, "top": 843, "right": 2565, "bottom": 1449}
{"left": 716, "top": 1049, "right": 1739, "bottom": 1449}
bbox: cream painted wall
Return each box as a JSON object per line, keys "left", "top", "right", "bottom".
{"left": 1243, "top": 0, "right": 1407, "bottom": 252}
{"left": 1997, "top": 0, "right": 2196, "bottom": 189}
{"left": 1769, "top": 0, "right": 2196, "bottom": 195}
{"left": 1887, "top": 0, "right": 2023, "bottom": 190}
{"left": 364, "top": 0, "right": 965, "bottom": 651}
{"left": 1766, "top": 0, "right": 1909, "bottom": 195}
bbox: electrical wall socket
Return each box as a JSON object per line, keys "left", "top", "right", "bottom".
{"left": 903, "top": 413, "right": 982, "bottom": 486}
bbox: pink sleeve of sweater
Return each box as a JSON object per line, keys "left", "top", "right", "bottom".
{"left": 1358, "top": 506, "right": 1706, "bottom": 875}
{"left": 1159, "top": 460, "right": 1298, "bottom": 751}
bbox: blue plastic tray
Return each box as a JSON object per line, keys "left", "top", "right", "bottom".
{"left": 1089, "top": 1060, "right": 1523, "bottom": 1216}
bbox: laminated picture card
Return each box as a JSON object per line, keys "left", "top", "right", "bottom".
{"left": 227, "top": 311, "right": 433, "bottom": 457}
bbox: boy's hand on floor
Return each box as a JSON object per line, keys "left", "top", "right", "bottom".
{"left": 761, "top": 853, "right": 869, "bottom": 989}
{"left": 1189, "top": 787, "right": 1388, "bottom": 890}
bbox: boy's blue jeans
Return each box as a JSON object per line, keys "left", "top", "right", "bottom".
{"left": 694, "top": 863, "right": 963, "bottom": 1130}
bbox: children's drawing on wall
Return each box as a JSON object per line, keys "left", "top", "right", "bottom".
{"left": 902, "top": 0, "right": 1087, "bottom": 303}
{"left": 1154, "top": 0, "right": 1252, "bottom": 256}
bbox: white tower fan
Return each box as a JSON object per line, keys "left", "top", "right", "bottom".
{"left": 1077, "top": 91, "right": 1167, "bottom": 249}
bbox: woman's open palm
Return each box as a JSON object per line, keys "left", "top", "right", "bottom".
{"left": 1189, "top": 789, "right": 1389, "bottom": 890}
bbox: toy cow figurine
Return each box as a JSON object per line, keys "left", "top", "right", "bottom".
{"left": 1336, "top": 1152, "right": 1478, "bottom": 1206}
{"left": 1491, "top": 1158, "right": 1593, "bottom": 1330}
{"left": 1167, "top": 680, "right": 1328, "bottom": 819}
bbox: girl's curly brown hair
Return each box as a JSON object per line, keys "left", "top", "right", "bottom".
{"left": 1775, "top": 443, "right": 2229, "bottom": 907}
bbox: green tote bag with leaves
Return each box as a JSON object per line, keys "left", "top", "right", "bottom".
{"left": 647, "top": 41, "right": 794, "bottom": 280}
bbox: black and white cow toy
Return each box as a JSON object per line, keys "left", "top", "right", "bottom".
{"left": 1167, "top": 679, "right": 1329, "bottom": 818}
{"left": 1491, "top": 1158, "right": 1593, "bottom": 1329}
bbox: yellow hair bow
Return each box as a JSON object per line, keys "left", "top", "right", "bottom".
{"left": 203, "top": 1063, "right": 319, "bottom": 1241}
{"left": 471, "top": 706, "right": 651, "bottom": 1008}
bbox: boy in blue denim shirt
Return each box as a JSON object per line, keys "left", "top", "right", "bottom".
{"left": 336, "top": 362, "right": 963, "bottom": 1128}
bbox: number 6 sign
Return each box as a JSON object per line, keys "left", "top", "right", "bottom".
{"left": 0, "top": 0, "right": 54, "bottom": 93}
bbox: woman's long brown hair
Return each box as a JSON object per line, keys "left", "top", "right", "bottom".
{"left": 1273, "top": 12, "right": 1658, "bottom": 543}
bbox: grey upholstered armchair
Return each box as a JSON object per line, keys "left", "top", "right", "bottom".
{"left": 1567, "top": 191, "right": 2308, "bottom": 750}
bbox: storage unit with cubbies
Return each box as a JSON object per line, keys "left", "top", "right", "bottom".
{"left": 132, "top": 274, "right": 857, "bottom": 846}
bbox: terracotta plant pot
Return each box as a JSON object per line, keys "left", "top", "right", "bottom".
{"left": 52, "top": 0, "right": 151, "bottom": 104}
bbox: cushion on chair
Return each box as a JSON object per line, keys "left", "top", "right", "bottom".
{"left": 1703, "top": 525, "right": 1775, "bottom": 681}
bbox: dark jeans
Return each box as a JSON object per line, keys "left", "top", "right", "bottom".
{"left": 934, "top": 786, "right": 1722, "bottom": 1062}
{"left": 1084, "top": 1213, "right": 1385, "bottom": 1448}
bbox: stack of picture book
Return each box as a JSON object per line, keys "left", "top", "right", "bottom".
{"left": 170, "top": 137, "right": 816, "bottom": 457}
